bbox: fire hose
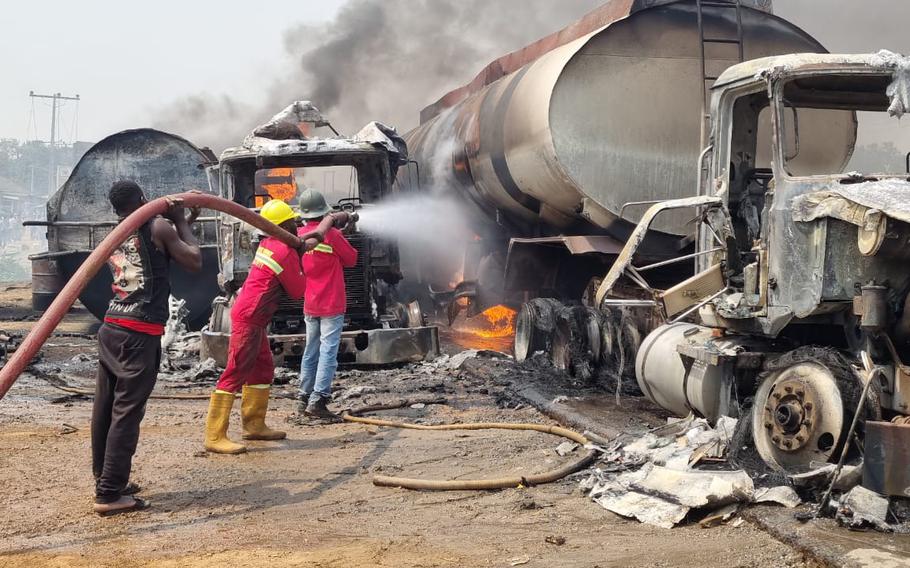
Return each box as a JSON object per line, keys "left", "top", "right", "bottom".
{"left": 343, "top": 399, "right": 597, "bottom": 491}
{"left": 0, "top": 192, "right": 346, "bottom": 401}
{"left": 0, "top": 192, "right": 594, "bottom": 491}
{"left": 30, "top": 386, "right": 598, "bottom": 490}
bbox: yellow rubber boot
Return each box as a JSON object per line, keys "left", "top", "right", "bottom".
{"left": 241, "top": 385, "right": 287, "bottom": 441}
{"left": 204, "top": 391, "right": 247, "bottom": 454}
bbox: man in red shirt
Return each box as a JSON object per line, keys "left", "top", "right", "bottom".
{"left": 204, "top": 199, "right": 334, "bottom": 454}
{"left": 296, "top": 189, "right": 357, "bottom": 421}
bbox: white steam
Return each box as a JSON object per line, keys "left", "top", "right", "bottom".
{"left": 358, "top": 192, "right": 472, "bottom": 287}
{"left": 358, "top": 193, "right": 470, "bottom": 243}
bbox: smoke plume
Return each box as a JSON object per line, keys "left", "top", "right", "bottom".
{"left": 775, "top": 1, "right": 910, "bottom": 55}
{"left": 152, "top": 0, "right": 598, "bottom": 151}
{"left": 153, "top": 95, "right": 254, "bottom": 149}
{"left": 153, "top": 0, "right": 910, "bottom": 152}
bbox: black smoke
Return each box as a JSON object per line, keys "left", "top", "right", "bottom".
{"left": 153, "top": 0, "right": 910, "bottom": 152}
{"left": 152, "top": 0, "right": 598, "bottom": 151}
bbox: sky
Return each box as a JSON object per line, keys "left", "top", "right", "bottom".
{"left": 0, "top": 0, "right": 346, "bottom": 143}
{"left": 2, "top": 0, "right": 909, "bottom": 147}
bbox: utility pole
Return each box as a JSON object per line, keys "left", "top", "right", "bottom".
{"left": 29, "top": 91, "right": 80, "bottom": 196}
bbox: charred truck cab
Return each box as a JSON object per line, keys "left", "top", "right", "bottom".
{"left": 610, "top": 52, "right": 910, "bottom": 475}
{"left": 201, "top": 102, "right": 438, "bottom": 366}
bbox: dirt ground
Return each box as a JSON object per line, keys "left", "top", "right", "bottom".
{"left": 0, "top": 284, "right": 825, "bottom": 567}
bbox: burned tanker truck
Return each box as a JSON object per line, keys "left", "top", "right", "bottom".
{"left": 29, "top": 129, "right": 223, "bottom": 330}
{"left": 400, "top": 0, "right": 910, "bottom": 474}
{"left": 200, "top": 102, "right": 438, "bottom": 366}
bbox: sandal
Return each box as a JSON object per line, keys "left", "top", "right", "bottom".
{"left": 93, "top": 496, "right": 150, "bottom": 517}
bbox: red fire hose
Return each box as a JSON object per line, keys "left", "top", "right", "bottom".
{"left": 0, "top": 192, "right": 340, "bottom": 400}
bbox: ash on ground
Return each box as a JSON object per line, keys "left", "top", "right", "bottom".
{"left": 18, "top": 321, "right": 910, "bottom": 534}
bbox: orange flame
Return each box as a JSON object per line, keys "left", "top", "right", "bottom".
{"left": 463, "top": 305, "right": 516, "bottom": 338}
{"left": 255, "top": 168, "right": 298, "bottom": 208}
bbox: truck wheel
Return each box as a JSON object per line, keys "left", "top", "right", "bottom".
{"left": 207, "top": 296, "right": 232, "bottom": 334}
{"left": 599, "top": 311, "right": 642, "bottom": 388}
{"left": 550, "top": 305, "right": 597, "bottom": 381}
{"left": 599, "top": 308, "right": 615, "bottom": 369}
{"left": 750, "top": 347, "right": 881, "bottom": 473}
{"left": 405, "top": 301, "right": 424, "bottom": 328}
{"left": 514, "top": 298, "right": 562, "bottom": 362}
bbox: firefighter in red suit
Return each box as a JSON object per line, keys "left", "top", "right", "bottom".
{"left": 203, "top": 199, "right": 334, "bottom": 454}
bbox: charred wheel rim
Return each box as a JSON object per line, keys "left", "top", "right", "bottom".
{"left": 600, "top": 313, "right": 641, "bottom": 381}
{"left": 550, "top": 305, "right": 596, "bottom": 380}
{"left": 514, "top": 298, "right": 561, "bottom": 363}
{"left": 585, "top": 308, "right": 603, "bottom": 365}
{"left": 514, "top": 304, "right": 535, "bottom": 362}
{"left": 550, "top": 320, "right": 571, "bottom": 372}
{"left": 752, "top": 361, "right": 845, "bottom": 472}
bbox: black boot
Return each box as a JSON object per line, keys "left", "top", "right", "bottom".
{"left": 296, "top": 393, "right": 310, "bottom": 416}
{"left": 304, "top": 396, "right": 341, "bottom": 422}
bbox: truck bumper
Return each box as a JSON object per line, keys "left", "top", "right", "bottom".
{"left": 200, "top": 326, "right": 440, "bottom": 367}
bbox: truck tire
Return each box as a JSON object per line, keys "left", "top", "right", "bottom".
{"left": 749, "top": 346, "right": 881, "bottom": 473}
{"left": 551, "top": 305, "right": 598, "bottom": 381}
{"left": 514, "top": 298, "right": 562, "bottom": 362}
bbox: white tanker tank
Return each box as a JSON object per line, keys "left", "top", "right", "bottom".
{"left": 401, "top": 0, "right": 857, "bottom": 298}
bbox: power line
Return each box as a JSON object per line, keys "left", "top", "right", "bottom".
{"left": 27, "top": 98, "right": 38, "bottom": 141}
{"left": 28, "top": 91, "right": 80, "bottom": 195}
{"left": 73, "top": 98, "right": 80, "bottom": 141}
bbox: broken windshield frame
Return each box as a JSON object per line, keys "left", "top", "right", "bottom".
{"left": 773, "top": 70, "right": 910, "bottom": 180}
{"left": 252, "top": 165, "right": 359, "bottom": 209}
{"left": 221, "top": 152, "right": 391, "bottom": 210}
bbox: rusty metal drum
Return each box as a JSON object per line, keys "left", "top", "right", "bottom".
{"left": 30, "top": 257, "right": 63, "bottom": 311}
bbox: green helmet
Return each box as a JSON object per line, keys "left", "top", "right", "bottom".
{"left": 297, "top": 188, "right": 332, "bottom": 219}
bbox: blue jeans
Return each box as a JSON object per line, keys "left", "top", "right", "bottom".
{"left": 298, "top": 314, "right": 344, "bottom": 400}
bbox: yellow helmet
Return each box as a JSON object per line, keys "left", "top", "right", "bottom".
{"left": 260, "top": 199, "right": 299, "bottom": 225}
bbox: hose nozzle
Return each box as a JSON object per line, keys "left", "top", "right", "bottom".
{"left": 332, "top": 211, "right": 358, "bottom": 229}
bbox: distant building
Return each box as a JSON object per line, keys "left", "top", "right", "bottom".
{"left": 0, "top": 174, "right": 44, "bottom": 219}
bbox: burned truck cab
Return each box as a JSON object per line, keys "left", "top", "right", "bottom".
{"left": 700, "top": 53, "right": 910, "bottom": 337}
{"left": 632, "top": 53, "right": 910, "bottom": 474}
{"left": 201, "top": 102, "right": 438, "bottom": 366}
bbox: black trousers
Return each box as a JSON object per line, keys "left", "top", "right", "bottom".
{"left": 91, "top": 323, "right": 161, "bottom": 503}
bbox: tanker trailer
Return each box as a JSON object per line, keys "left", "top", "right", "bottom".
{"left": 399, "top": 0, "right": 845, "bottom": 375}
{"left": 404, "top": 0, "right": 910, "bottom": 476}
{"left": 27, "top": 129, "right": 222, "bottom": 330}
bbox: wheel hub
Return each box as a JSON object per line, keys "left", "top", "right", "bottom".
{"left": 773, "top": 401, "right": 803, "bottom": 433}
{"left": 762, "top": 376, "right": 817, "bottom": 451}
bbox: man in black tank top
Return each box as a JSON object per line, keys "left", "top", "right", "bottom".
{"left": 91, "top": 181, "right": 203, "bottom": 515}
